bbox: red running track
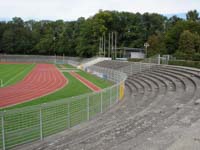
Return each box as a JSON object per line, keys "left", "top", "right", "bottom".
{"left": 0, "top": 64, "right": 67, "bottom": 108}
{"left": 69, "top": 71, "right": 101, "bottom": 92}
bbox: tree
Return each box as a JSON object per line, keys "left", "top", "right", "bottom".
{"left": 0, "top": 22, "right": 7, "bottom": 53}
{"left": 147, "top": 33, "right": 166, "bottom": 57}
{"left": 166, "top": 15, "right": 183, "bottom": 31}
{"left": 11, "top": 17, "right": 24, "bottom": 27}
{"left": 0, "top": 10, "right": 199, "bottom": 58}
{"left": 34, "top": 34, "right": 54, "bottom": 55}
{"left": 142, "top": 13, "right": 166, "bottom": 40}
{"left": 178, "top": 30, "right": 196, "bottom": 59}
{"left": 1, "top": 29, "right": 15, "bottom": 53}
{"left": 186, "top": 10, "right": 199, "bottom": 22}
{"left": 194, "top": 33, "right": 200, "bottom": 53}
{"left": 165, "top": 20, "right": 200, "bottom": 54}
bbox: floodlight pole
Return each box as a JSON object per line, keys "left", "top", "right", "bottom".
{"left": 123, "top": 47, "right": 126, "bottom": 58}
{"left": 111, "top": 32, "right": 114, "bottom": 59}
{"left": 115, "top": 32, "right": 117, "bottom": 59}
{"left": 99, "top": 38, "right": 101, "bottom": 56}
{"left": 144, "top": 42, "right": 150, "bottom": 58}
{"left": 104, "top": 33, "right": 106, "bottom": 57}
{"left": 53, "top": 36, "right": 56, "bottom": 55}
{"left": 108, "top": 33, "right": 111, "bottom": 58}
{"left": 102, "top": 36, "right": 104, "bottom": 56}
{"left": 63, "top": 53, "right": 65, "bottom": 64}
{"left": 99, "top": 37, "right": 101, "bottom": 56}
{"left": 101, "top": 36, "right": 103, "bottom": 56}
{"left": 99, "top": 37, "right": 103, "bottom": 56}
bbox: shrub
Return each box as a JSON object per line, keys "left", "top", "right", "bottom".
{"left": 168, "top": 60, "right": 200, "bottom": 69}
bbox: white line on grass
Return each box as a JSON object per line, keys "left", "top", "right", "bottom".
{"left": 0, "top": 79, "right": 3, "bottom": 87}
{"left": 3, "top": 64, "right": 35, "bottom": 87}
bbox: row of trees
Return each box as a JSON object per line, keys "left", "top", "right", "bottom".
{"left": 0, "top": 10, "right": 199, "bottom": 59}
{"left": 147, "top": 10, "right": 200, "bottom": 60}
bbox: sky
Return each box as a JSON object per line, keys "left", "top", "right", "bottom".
{"left": 0, "top": 0, "right": 199, "bottom": 21}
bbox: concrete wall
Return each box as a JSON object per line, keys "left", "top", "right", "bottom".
{"left": 80, "top": 57, "right": 112, "bottom": 69}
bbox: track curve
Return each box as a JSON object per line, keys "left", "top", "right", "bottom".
{"left": 0, "top": 64, "right": 67, "bottom": 108}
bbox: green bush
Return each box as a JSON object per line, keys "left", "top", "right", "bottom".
{"left": 128, "top": 58, "right": 144, "bottom": 62}
{"left": 193, "top": 53, "right": 200, "bottom": 61}
{"left": 168, "top": 60, "right": 200, "bottom": 69}
{"left": 174, "top": 51, "right": 200, "bottom": 61}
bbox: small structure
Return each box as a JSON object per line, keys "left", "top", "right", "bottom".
{"left": 116, "top": 47, "right": 145, "bottom": 59}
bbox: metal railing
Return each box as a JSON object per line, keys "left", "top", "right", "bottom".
{"left": 0, "top": 54, "right": 91, "bottom": 65}
{"left": 117, "top": 62, "right": 158, "bottom": 76}
{"left": 116, "top": 55, "right": 167, "bottom": 76}
{"left": 0, "top": 65, "right": 127, "bottom": 150}
{"left": 92, "top": 55, "right": 167, "bottom": 76}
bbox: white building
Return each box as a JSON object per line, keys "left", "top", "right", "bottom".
{"left": 130, "top": 52, "right": 145, "bottom": 59}
{"left": 117, "top": 47, "right": 145, "bottom": 59}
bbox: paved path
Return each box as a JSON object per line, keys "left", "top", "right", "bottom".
{"left": 69, "top": 71, "right": 101, "bottom": 92}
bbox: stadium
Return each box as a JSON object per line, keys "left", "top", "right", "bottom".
{"left": 0, "top": 54, "right": 200, "bottom": 150}
{"left": 0, "top": 1, "right": 200, "bottom": 149}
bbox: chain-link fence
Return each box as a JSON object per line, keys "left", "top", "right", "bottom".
{"left": 115, "top": 55, "right": 167, "bottom": 76}
{"left": 0, "top": 54, "right": 56, "bottom": 63}
{"left": 0, "top": 65, "right": 127, "bottom": 150}
{"left": 0, "top": 54, "right": 97, "bottom": 66}
{"left": 92, "top": 55, "right": 167, "bottom": 76}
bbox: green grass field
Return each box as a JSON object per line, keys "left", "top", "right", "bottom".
{"left": 0, "top": 64, "right": 35, "bottom": 87}
{"left": 6, "top": 72, "right": 92, "bottom": 109}
{"left": 64, "top": 64, "right": 76, "bottom": 68}
{"left": 2, "top": 64, "right": 113, "bottom": 110}
{"left": 77, "top": 70, "right": 113, "bottom": 88}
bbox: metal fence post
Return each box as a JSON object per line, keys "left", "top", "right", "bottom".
{"left": 149, "top": 60, "right": 151, "bottom": 71}
{"left": 116, "top": 84, "right": 119, "bottom": 102}
{"left": 101, "top": 92, "right": 103, "bottom": 113}
{"left": 87, "top": 96, "right": 90, "bottom": 120}
{"left": 39, "top": 106, "right": 43, "bottom": 140}
{"left": 67, "top": 103, "right": 70, "bottom": 128}
{"left": 158, "top": 54, "right": 160, "bottom": 65}
{"left": 131, "top": 64, "right": 133, "bottom": 75}
{"left": 110, "top": 87, "right": 112, "bottom": 106}
{"left": 1, "top": 112, "right": 5, "bottom": 150}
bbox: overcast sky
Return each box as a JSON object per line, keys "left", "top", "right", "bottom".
{"left": 0, "top": 0, "right": 199, "bottom": 21}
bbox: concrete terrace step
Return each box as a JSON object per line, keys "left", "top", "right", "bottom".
{"left": 158, "top": 67, "right": 200, "bottom": 101}
{"left": 148, "top": 71, "right": 177, "bottom": 91}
